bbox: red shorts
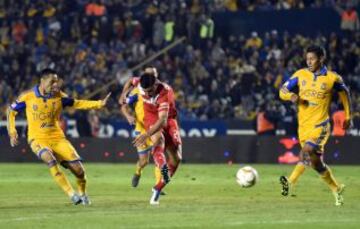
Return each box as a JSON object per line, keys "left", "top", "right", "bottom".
{"left": 163, "top": 119, "right": 182, "bottom": 148}
{"left": 145, "top": 117, "right": 182, "bottom": 147}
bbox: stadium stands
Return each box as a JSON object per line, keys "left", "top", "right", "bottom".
{"left": 0, "top": 0, "right": 359, "bottom": 123}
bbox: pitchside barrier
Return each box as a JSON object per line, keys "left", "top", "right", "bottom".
{"left": 0, "top": 136, "right": 359, "bottom": 164}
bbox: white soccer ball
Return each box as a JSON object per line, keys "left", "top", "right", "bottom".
{"left": 236, "top": 166, "right": 258, "bottom": 188}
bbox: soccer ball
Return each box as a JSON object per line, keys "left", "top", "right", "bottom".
{"left": 236, "top": 166, "right": 258, "bottom": 188}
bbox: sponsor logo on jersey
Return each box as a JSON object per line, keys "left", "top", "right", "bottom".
{"left": 301, "top": 89, "right": 327, "bottom": 99}
{"left": 321, "top": 83, "right": 327, "bottom": 90}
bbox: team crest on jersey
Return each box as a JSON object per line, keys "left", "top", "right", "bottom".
{"left": 33, "top": 104, "right": 38, "bottom": 111}
{"left": 321, "top": 83, "right": 326, "bottom": 90}
{"left": 302, "top": 80, "right": 306, "bottom": 86}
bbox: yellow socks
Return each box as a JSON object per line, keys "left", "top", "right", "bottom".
{"left": 155, "top": 166, "right": 162, "bottom": 183}
{"left": 289, "top": 163, "right": 306, "bottom": 185}
{"left": 49, "top": 165, "right": 74, "bottom": 197}
{"left": 320, "top": 167, "right": 339, "bottom": 192}
{"left": 135, "top": 163, "right": 143, "bottom": 176}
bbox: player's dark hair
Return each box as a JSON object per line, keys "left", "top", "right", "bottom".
{"left": 306, "top": 45, "right": 326, "bottom": 60}
{"left": 144, "top": 65, "right": 156, "bottom": 69}
{"left": 40, "top": 68, "right": 57, "bottom": 79}
{"left": 140, "top": 72, "right": 156, "bottom": 89}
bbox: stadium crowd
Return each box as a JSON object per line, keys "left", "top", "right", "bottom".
{"left": 0, "top": 0, "right": 359, "bottom": 123}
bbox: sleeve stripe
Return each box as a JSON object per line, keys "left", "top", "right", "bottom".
{"left": 61, "top": 97, "right": 75, "bottom": 107}
{"left": 10, "top": 101, "right": 26, "bottom": 112}
{"left": 334, "top": 82, "right": 348, "bottom": 92}
{"left": 126, "top": 94, "right": 138, "bottom": 106}
{"left": 286, "top": 77, "right": 298, "bottom": 91}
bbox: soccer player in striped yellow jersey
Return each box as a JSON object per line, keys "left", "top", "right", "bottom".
{"left": 119, "top": 86, "right": 162, "bottom": 188}
{"left": 279, "top": 45, "right": 352, "bottom": 206}
{"left": 7, "top": 68, "right": 111, "bottom": 205}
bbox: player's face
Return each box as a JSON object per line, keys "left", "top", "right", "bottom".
{"left": 41, "top": 74, "right": 59, "bottom": 94}
{"left": 52, "top": 79, "right": 63, "bottom": 94}
{"left": 143, "top": 84, "right": 156, "bottom": 97}
{"left": 306, "top": 52, "right": 321, "bottom": 73}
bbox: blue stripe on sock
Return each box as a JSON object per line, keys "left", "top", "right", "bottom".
{"left": 137, "top": 147, "right": 152, "bottom": 155}
{"left": 47, "top": 160, "right": 57, "bottom": 167}
{"left": 37, "top": 148, "right": 51, "bottom": 159}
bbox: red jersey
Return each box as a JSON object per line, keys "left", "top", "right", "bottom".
{"left": 132, "top": 78, "right": 177, "bottom": 128}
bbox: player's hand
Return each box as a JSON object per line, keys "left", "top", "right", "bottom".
{"left": 133, "top": 133, "right": 150, "bottom": 147}
{"left": 119, "top": 93, "right": 127, "bottom": 105}
{"left": 126, "top": 115, "right": 135, "bottom": 125}
{"left": 343, "top": 119, "right": 353, "bottom": 130}
{"left": 101, "top": 93, "right": 112, "bottom": 107}
{"left": 290, "top": 94, "right": 299, "bottom": 103}
{"left": 299, "top": 99, "right": 309, "bottom": 106}
{"left": 10, "top": 132, "right": 19, "bottom": 147}
{"left": 291, "top": 94, "right": 308, "bottom": 106}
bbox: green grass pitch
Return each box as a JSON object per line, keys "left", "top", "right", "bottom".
{"left": 0, "top": 163, "right": 359, "bottom": 228}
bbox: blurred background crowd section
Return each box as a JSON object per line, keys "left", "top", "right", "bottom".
{"left": 0, "top": 0, "right": 359, "bottom": 135}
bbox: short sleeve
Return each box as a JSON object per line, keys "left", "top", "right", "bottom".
{"left": 157, "top": 89, "right": 169, "bottom": 113}
{"left": 333, "top": 74, "right": 348, "bottom": 92}
{"left": 282, "top": 75, "right": 299, "bottom": 92}
{"left": 10, "top": 93, "right": 28, "bottom": 112}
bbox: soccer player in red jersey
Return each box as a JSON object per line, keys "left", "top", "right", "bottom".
{"left": 131, "top": 68, "right": 182, "bottom": 205}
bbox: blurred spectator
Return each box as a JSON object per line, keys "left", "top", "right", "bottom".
{"left": 335, "top": 3, "right": 360, "bottom": 31}
{"left": 332, "top": 106, "right": 346, "bottom": 136}
{"left": 255, "top": 104, "right": 278, "bottom": 135}
{"left": 86, "top": 0, "right": 107, "bottom": 17}
{"left": 0, "top": 0, "right": 359, "bottom": 126}
{"left": 245, "top": 32, "right": 263, "bottom": 49}
{"left": 164, "top": 15, "right": 175, "bottom": 42}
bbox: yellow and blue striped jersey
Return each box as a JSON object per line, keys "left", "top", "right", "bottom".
{"left": 8, "top": 85, "right": 103, "bottom": 140}
{"left": 279, "top": 67, "right": 350, "bottom": 129}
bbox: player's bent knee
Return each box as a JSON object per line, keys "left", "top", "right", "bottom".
{"left": 150, "top": 132, "right": 164, "bottom": 146}
{"left": 139, "top": 158, "right": 149, "bottom": 167}
{"left": 47, "top": 159, "right": 58, "bottom": 168}
{"left": 68, "top": 162, "right": 85, "bottom": 178}
{"left": 39, "top": 150, "right": 56, "bottom": 163}
{"left": 313, "top": 162, "right": 327, "bottom": 174}
{"left": 309, "top": 155, "right": 327, "bottom": 174}
{"left": 302, "top": 144, "right": 314, "bottom": 154}
{"left": 74, "top": 168, "right": 85, "bottom": 178}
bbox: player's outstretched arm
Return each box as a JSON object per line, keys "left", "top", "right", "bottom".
{"left": 339, "top": 89, "right": 352, "bottom": 130}
{"left": 335, "top": 75, "right": 353, "bottom": 130}
{"left": 7, "top": 106, "right": 19, "bottom": 147}
{"left": 7, "top": 93, "right": 27, "bottom": 147}
{"left": 119, "top": 78, "right": 134, "bottom": 105}
{"left": 120, "top": 104, "right": 135, "bottom": 125}
{"left": 119, "top": 93, "right": 138, "bottom": 125}
{"left": 100, "top": 93, "right": 111, "bottom": 107}
{"left": 63, "top": 93, "right": 111, "bottom": 110}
